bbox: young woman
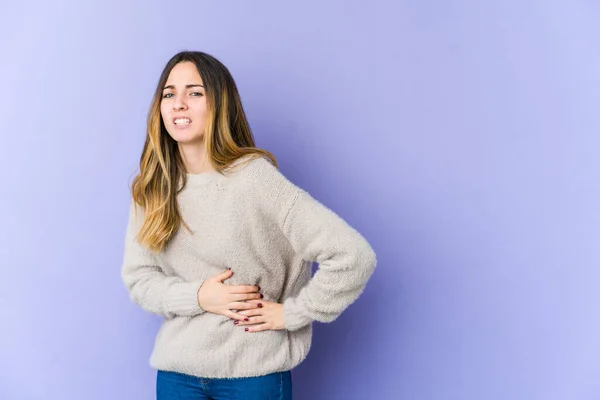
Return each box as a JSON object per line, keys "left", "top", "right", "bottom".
{"left": 121, "top": 51, "right": 377, "bottom": 400}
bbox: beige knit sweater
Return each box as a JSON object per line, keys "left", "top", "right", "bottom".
{"left": 120, "top": 155, "right": 377, "bottom": 378}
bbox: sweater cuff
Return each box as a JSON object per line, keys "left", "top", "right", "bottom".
{"left": 283, "top": 298, "right": 313, "bottom": 331}
{"left": 164, "top": 281, "right": 206, "bottom": 317}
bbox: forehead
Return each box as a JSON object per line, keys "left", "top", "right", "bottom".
{"left": 165, "top": 61, "right": 203, "bottom": 85}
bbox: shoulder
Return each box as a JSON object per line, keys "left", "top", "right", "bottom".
{"left": 227, "top": 155, "right": 304, "bottom": 219}
{"left": 228, "top": 155, "right": 299, "bottom": 191}
{"left": 231, "top": 154, "right": 276, "bottom": 174}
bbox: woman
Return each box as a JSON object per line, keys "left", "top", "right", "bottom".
{"left": 121, "top": 51, "right": 377, "bottom": 400}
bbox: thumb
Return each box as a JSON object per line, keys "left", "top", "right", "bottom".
{"left": 214, "top": 268, "right": 233, "bottom": 282}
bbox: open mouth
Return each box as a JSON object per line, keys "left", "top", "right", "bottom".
{"left": 173, "top": 117, "right": 192, "bottom": 126}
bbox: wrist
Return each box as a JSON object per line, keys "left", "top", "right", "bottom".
{"left": 196, "top": 282, "right": 206, "bottom": 310}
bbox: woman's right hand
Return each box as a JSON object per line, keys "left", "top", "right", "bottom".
{"left": 197, "top": 268, "right": 263, "bottom": 321}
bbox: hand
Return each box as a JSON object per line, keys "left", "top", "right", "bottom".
{"left": 233, "top": 299, "right": 286, "bottom": 332}
{"left": 197, "top": 269, "right": 263, "bottom": 321}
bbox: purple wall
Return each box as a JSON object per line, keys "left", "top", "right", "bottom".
{"left": 1, "top": 1, "right": 599, "bottom": 399}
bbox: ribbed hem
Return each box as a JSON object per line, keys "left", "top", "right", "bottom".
{"left": 163, "top": 281, "right": 206, "bottom": 317}
{"left": 283, "top": 298, "right": 313, "bottom": 331}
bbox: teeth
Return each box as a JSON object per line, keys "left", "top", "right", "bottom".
{"left": 174, "top": 118, "right": 191, "bottom": 125}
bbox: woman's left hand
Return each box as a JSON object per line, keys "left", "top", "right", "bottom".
{"left": 233, "top": 299, "right": 286, "bottom": 332}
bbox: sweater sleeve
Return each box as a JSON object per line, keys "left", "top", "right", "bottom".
{"left": 280, "top": 190, "right": 377, "bottom": 331}
{"left": 248, "top": 158, "right": 377, "bottom": 332}
{"left": 120, "top": 200, "right": 206, "bottom": 319}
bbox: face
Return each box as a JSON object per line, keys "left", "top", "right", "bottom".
{"left": 160, "top": 61, "right": 208, "bottom": 144}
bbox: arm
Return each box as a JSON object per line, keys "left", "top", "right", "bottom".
{"left": 280, "top": 189, "right": 377, "bottom": 331}
{"left": 120, "top": 200, "right": 206, "bottom": 319}
{"left": 249, "top": 158, "right": 377, "bottom": 332}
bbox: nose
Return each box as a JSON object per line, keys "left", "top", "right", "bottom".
{"left": 173, "top": 95, "right": 188, "bottom": 111}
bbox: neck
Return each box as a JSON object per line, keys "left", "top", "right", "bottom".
{"left": 178, "top": 139, "right": 215, "bottom": 174}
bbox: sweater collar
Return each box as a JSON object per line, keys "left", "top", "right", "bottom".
{"left": 184, "top": 170, "right": 222, "bottom": 187}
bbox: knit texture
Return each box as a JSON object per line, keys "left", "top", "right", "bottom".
{"left": 121, "top": 155, "right": 377, "bottom": 378}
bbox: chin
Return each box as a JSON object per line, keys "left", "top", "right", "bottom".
{"left": 169, "top": 131, "right": 204, "bottom": 144}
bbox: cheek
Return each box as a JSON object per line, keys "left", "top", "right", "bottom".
{"left": 160, "top": 104, "right": 169, "bottom": 122}
{"left": 191, "top": 104, "right": 208, "bottom": 121}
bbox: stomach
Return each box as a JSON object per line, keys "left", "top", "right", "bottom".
{"left": 149, "top": 312, "right": 312, "bottom": 378}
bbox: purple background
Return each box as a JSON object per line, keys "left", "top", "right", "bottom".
{"left": 1, "top": 1, "right": 599, "bottom": 399}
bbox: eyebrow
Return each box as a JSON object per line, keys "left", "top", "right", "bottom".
{"left": 162, "top": 84, "right": 204, "bottom": 90}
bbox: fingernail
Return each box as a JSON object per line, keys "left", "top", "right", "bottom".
{"left": 258, "top": 303, "right": 263, "bottom": 308}
{"left": 234, "top": 321, "right": 239, "bottom": 325}
{"left": 245, "top": 328, "right": 249, "bottom": 332}
{"left": 244, "top": 318, "right": 249, "bottom": 321}
{"left": 260, "top": 294, "right": 264, "bottom": 299}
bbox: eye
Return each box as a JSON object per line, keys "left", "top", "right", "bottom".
{"left": 190, "top": 92, "right": 203, "bottom": 97}
{"left": 162, "top": 93, "right": 173, "bottom": 99}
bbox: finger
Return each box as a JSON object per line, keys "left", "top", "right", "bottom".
{"left": 230, "top": 301, "right": 263, "bottom": 310}
{"left": 237, "top": 308, "right": 263, "bottom": 317}
{"left": 243, "top": 299, "right": 266, "bottom": 308}
{"left": 213, "top": 268, "right": 234, "bottom": 282}
{"left": 231, "top": 293, "right": 263, "bottom": 302}
{"left": 243, "top": 323, "right": 271, "bottom": 333}
{"left": 229, "top": 285, "right": 261, "bottom": 294}
{"left": 235, "top": 315, "right": 266, "bottom": 326}
{"left": 224, "top": 310, "right": 253, "bottom": 322}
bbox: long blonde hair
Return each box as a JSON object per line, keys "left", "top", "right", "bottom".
{"left": 131, "top": 51, "right": 276, "bottom": 252}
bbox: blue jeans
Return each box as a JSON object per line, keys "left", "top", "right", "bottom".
{"left": 156, "top": 369, "right": 293, "bottom": 400}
